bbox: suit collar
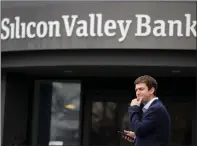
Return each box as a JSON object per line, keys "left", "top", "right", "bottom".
{"left": 149, "top": 98, "right": 159, "bottom": 107}
{"left": 142, "top": 97, "right": 159, "bottom": 112}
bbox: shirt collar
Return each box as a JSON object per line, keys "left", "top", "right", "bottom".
{"left": 142, "top": 97, "right": 158, "bottom": 112}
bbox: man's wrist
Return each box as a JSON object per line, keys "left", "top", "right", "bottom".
{"left": 130, "top": 104, "right": 140, "bottom": 107}
{"left": 128, "top": 105, "right": 141, "bottom": 113}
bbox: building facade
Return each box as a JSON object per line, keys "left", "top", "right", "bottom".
{"left": 1, "top": 1, "right": 196, "bottom": 146}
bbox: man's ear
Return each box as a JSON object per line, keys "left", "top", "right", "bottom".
{"left": 149, "top": 87, "right": 155, "bottom": 94}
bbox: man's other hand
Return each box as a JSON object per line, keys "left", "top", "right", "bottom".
{"left": 122, "top": 130, "right": 136, "bottom": 142}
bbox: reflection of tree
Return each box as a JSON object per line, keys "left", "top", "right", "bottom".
{"left": 92, "top": 102, "right": 117, "bottom": 130}
{"left": 50, "top": 82, "right": 81, "bottom": 145}
{"left": 91, "top": 102, "right": 117, "bottom": 145}
{"left": 52, "top": 89, "right": 65, "bottom": 114}
{"left": 51, "top": 83, "right": 81, "bottom": 114}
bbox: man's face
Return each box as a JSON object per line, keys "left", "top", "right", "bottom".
{"left": 135, "top": 83, "right": 154, "bottom": 104}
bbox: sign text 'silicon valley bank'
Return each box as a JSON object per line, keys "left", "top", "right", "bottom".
{"left": 1, "top": 13, "right": 196, "bottom": 42}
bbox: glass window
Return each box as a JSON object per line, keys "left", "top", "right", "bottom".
{"left": 37, "top": 81, "right": 81, "bottom": 146}
{"left": 50, "top": 82, "right": 81, "bottom": 145}
{"left": 91, "top": 101, "right": 118, "bottom": 145}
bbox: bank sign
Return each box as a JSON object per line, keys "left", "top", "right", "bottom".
{"left": 1, "top": 2, "right": 196, "bottom": 51}
{"left": 1, "top": 13, "right": 196, "bottom": 42}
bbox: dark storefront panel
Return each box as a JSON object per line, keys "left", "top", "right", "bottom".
{"left": 1, "top": 74, "right": 6, "bottom": 143}
{"left": 2, "top": 50, "right": 196, "bottom": 69}
{"left": 2, "top": 73, "right": 34, "bottom": 146}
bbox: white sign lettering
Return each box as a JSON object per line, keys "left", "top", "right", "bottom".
{"left": 1, "top": 13, "right": 196, "bottom": 42}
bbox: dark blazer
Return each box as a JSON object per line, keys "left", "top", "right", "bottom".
{"left": 128, "top": 99, "right": 171, "bottom": 146}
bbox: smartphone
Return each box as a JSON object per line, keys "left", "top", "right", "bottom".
{"left": 118, "top": 131, "right": 133, "bottom": 138}
{"left": 118, "top": 131, "right": 135, "bottom": 142}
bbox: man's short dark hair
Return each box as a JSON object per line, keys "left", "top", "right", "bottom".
{"left": 134, "top": 75, "right": 158, "bottom": 95}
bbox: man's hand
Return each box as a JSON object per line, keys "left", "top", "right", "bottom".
{"left": 130, "top": 98, "right": 142, "bottom": 106}
{"left": 122, "top": 130, "right": 136, "bottom": 142}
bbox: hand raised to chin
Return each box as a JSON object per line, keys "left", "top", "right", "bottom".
{"left": 130, "top": 98, "right": 142, "bottom": 106}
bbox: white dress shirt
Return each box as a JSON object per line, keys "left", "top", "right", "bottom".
{"left": 142, "top": 97, "right": 158, "bottom": 113}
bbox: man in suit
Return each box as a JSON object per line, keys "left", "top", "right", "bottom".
{"left": 123, "top": 75, "right": 171, "bottom": 146}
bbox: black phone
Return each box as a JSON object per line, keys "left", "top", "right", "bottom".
{"left": 118, "top": 131, "right": 135, "bottom": 142}
{"left": 118, "top": 131, "right": 133, "bottom": 138}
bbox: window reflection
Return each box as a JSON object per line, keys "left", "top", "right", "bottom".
{"left": 90, "top": 102, "right": 135, "bottom": 146}
{"left": 121, "top": 111, "right": 130, "bottom": 130}
{"left": 91, "top": 102, "right": 118, "bottom": 145}
{"left": 50, "top": 82, "right": 81, "bottom": 145}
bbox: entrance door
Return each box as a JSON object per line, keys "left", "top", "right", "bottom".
{"left": 84, "top": 89, "right": 135, "bottom": 146}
